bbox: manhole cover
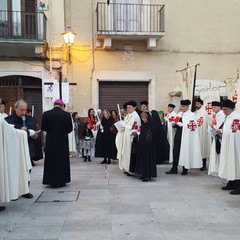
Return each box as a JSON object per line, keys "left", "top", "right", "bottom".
{"left": 36, "top": 191, "right": 80, "bottom": 203}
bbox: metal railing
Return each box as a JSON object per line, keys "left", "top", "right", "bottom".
{"left": 0, "top": 10, "right": 47, "bottom": 41}
{"left": 96, "top": 2, "right": 165, "bottom": 34}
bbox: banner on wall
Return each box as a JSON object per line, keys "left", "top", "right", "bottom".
{"left": 225, "top": 78, "right": 240, "bottom": 112}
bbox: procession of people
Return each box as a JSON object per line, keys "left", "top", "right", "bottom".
{"left": 1, "top": 95, "right": 240, "bottom": 212}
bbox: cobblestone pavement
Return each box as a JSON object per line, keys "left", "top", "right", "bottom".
{"left": 1, "top": 157, "right": 240, "bottom": 240}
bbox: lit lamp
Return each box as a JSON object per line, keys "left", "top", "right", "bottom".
{"left": 62, "top": 27, "right": 76, "bottom": 64}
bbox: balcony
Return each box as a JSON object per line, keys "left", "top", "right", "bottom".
{"left": 0, "top": 10, "right": 47, "bottom": 59}
{"left": 96, "top": 2, "right": 165, "bottom": 49}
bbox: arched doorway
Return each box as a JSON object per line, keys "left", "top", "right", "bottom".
{"left": 0, "top": 75, "right": 42, "bottom": 123}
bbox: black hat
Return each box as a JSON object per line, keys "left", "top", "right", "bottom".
{"left": 212, "top": 101, "right": 221, "bottom": 107}
{"left": 127, "top": 100, "right": 137, "bottom": 107}
{"left": 180, "top": 99, "right": 191, "bottom": 106}
{"left": 222, "top": 99, "right": 235, "bottom": 109}
{"left": 168, "top": 104, "right": 175, "bottom": 108}
{"left": 195, "top": 98, "right": 204, "bottom": 105}
{"left": 123, "top": 102, "right": 128, "bottom": 109}
{"left": 1, "top": 100, "right": 6, "bottom": 105}
{"left": 140, "top": 100, "right": 148, "bottom": 106}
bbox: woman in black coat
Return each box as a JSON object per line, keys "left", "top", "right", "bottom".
{"left": 95, "top": 109, "right": 117, "bottom": 164}
{"left": 135, "top": 112, "right": 157, "bottom": 182}
{"left": 151, "top": 110, "right": 170, "bottom": 164}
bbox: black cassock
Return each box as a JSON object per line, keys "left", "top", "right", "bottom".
{"left": 135, "top": 120, "right": 157, "bottom": 178}
{"left": 95, "top": 117, "right": 117, "bottom": 160}
{"left": 41, "top": 107, "right": 72, "bottom": 185}
{"left": 151, "top": 110, "right": 170, "bottom": 164}
{"left": 5, "top": 113, "right": 37, "bottom": 160}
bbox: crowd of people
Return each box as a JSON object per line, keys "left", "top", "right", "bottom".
{"left": 1, "top": 95, "right": 240, "bottom": 212}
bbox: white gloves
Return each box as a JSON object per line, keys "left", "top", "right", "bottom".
{"left": 96, "top": 121, "right": 101, "bottom": 127}
{"left": 28, "top": 129, "right": 37, "bottom": 136}
{"left": 118, "top": 121, "right": 126, "bottom": 128}
{"left": 176, "top": 122, "right": 183, "bottom": 127}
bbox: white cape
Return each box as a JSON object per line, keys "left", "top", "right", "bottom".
{"left": 195, "top": 107, "right": 210, "bottom": 159}
{"left": 68, "top": 122, "right": 76, "bottom": 154}
{"left": 219, "top": 111, "right": 240, "bottom": 181}
{"left": 0, "top": 119, "right": 32, "bottom": 202}
{"left": 116, "top": 111, "right": 141, "bottom": 172}
{"left": 166, "top": 111, "right": 177, "bottom": 163}
{"left": 208, "top": 110, "right": 225, "bottom": 176}
{"left": 179, "top": 110, "right": 202, "bottom": 169}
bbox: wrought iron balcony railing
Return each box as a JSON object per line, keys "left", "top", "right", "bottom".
{"left": 0, "top": 10, "right": 47, "bottom": 41}
{"left": 96, "top": 2, "right": 165, "bottom": 35}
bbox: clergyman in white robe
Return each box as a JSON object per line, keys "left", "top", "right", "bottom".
{"left": 165, "top": 104, "right": 177, "bottom": 163}
{"left": 178, "top": 100, "right": 202, "bottom": 173}
{"left": 195, "top": 99, "right": 210, "bottom": 170}
{"left": 116, "top": 102, "right": 141, "bottom": 173}
{"left": 208, "top": 102, "right": 225, "bottom": 176}
{"left": 0, "top": 118, "right": 31, "bottom": 202}
{"left": 218, "top": 104, "right": 240, "bottom": 183}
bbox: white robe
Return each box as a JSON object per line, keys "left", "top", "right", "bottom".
{"left": 218, "top": 110, "right": 240, "bottom": 181}
{"left": 179, "top": 110, "right": 202, "bottom": 169}
{"left": 0, "top": 119, "right": 31, "bottom": 202}
{"left": 68, "top": 119, "right": 76, "bottom": 154}
{"left": 0, "top": 113, "right": 8, "bottom": 119}
{"left": 208, "top": 110, "right": 225, "bottom": 176}
{"left": 166, "top": 111, "right": 177, "bottom": 163}
{"left": 195, "top": 107, "right": 210, "bottom": 159}
{"left": 116, "top": 111, "right": 141, "bottom": 172}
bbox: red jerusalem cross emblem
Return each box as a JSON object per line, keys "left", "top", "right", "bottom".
{"left": 197, "top": 117, "right": 204, "bottom": 127}
{"left": 187, "top": 120, "right": 197, "bottom": 131}
{"left": 205, "top": 102, "right": 212, "bottom": 115}
{"left": 231, "top": 119, "right": 240, "bottom": 133}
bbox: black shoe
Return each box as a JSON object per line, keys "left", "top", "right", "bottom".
{"left": 83, "top": 156, "right": 87, "bottom": 162}
{"left": 181, "top": 169, "right": 188, "bottom": 175}
{"left": 123, "top": 172, "right": 128, "bottom": 175}
{"left": 59, "top": 183, "right": 66, "bottom": 187}
{"left": 0, "top": 206, "right": 6, "bottom": 211}
{"left": 230, "top": 188, "right": 240, "bottom": 195}
{"left": 139, "top": 176, "right": 144, "bottom": 180}
{"left": 101, "top": 159, "right": 107, "bottom": 164}
{"left": 222, "top": 185, "right": 235, "bottom": 190}
{"left": 88, "top": 156, "right": 91, "bottom": 162}
{"left": 165, "top": 169, "right": 177, "bottom": 174}
{"left": 107, "top": 159, "right": 111, "bottom": 164}
{"left": 200, "top": 166, "right": 207, "bottom": 171}
{"left": 126, "top": 173, "right": 133, "bottom": 177}
{"left": 51, "top": 184, "right": 59, "bottom": 188}
{"left": 142, "top": 178, "right": 150, "bottom": 182}
{"left": 22, "top": 193, "right": 33, "bottom": 199}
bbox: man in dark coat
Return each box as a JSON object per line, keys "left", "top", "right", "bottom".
{"left": 41, "top": 99, "right": 73, "bottom": 188}
{"left": 5, "top": 99, "right": 38, "bottom": 199}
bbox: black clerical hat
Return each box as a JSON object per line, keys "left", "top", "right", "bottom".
{"left": 195, "top": 98, "right": 204, "bottom": 105}
{"left": 168, "top": 104, "right": 175, "bottom": 108}
{"left": 222, "top": 99, "right": 235, "bottom": 109}
{"left": 212, "top": 101, "right": 221, "bottom": 107}
{"left": 127, "top": 100, "right": 137, "bottom": 107}
{"left": 1, "top": 100, "right": 6, "bottom": 105}
{"left": 180, "top": 99, "right": 191, "bottom": 106}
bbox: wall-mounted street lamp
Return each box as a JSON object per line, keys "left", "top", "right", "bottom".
{"left": 62, "top": 27, "right": 76, "bottom": 64}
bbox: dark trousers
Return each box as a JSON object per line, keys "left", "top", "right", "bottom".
{"left": 172, "top": 128, "right": 182, "bottom": 172}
